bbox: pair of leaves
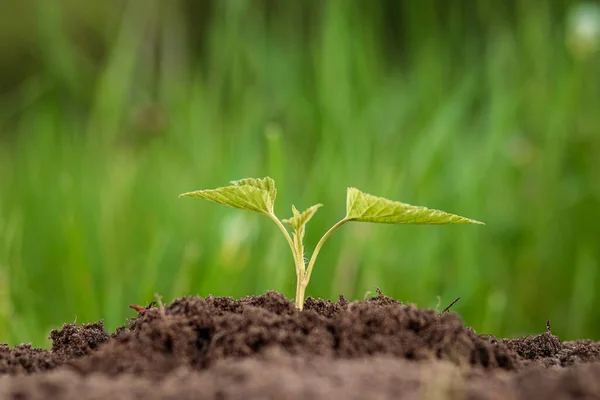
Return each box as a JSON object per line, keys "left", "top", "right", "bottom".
{"left": 282, "top": 204, "right": 322, "bottom": 233}
{"left": 179, "top": 177, "right": 484, "bottom": 226}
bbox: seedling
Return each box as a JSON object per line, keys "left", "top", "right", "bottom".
{"left": 180, "top": 177, "right": 483, "bottom": 310}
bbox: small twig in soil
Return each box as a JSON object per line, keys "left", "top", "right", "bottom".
{"left": 129, "top": 305, "right": 147, "bottom": 313}
{"left": 546, "top": 320, "right": 552, "bottom": 333}
{"left": 363, "top": 291, "right": 372, "bottom": 300}
{"left": 440, "top": 297, "right": 461, "bottom": 315}
{"left": 129, "top": 301, "right": 157, "bottom": 314}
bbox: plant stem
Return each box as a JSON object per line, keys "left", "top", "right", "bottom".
{"left": 296, "top": 283, "right": 307, "bottom": 310}
{"left": 268, "top": 213, "right": 306, "bottom": 304}
{"left": 293, "top": 230, "right": 305, "bottom": 275}
{"left": 292, "top": 229, "right": 307, "bottom": 307}
{"left": 268, "top": 212, "right": 299, "bottom": 261}
{"left": 295, "top": 217, "right": 349, "bottom": 310}
{"left": 305, "top": 218, "right": 348, "bottom": 285}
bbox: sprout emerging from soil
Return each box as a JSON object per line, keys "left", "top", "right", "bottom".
{"left": 180, "top": 177, "right": 483, "bottom": 310}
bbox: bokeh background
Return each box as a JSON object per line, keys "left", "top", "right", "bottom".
{"left": 1, "top": 0, "right": 599, "bottom": 347}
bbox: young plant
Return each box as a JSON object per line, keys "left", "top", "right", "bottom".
{"left": 180, "top": 177, "right": 483, "bottom": 310}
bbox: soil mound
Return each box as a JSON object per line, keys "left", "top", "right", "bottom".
{"left": 1, "top": 290, "right": 599, "bottom": 399}
{"left": 65, "top": 290, "right": 514, "bottom": 376}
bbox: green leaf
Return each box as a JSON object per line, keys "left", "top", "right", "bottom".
{"left": 179, "top": 177, "right": 277, "bottom": 215}
{"left": 282, "top": 204, "right": 323, "bottom": 231}
{"left": 231, "top": 177, "right": 277, "bottom": 201}
{"left": 345, "top": 188, "right": 484, "bottom": 225}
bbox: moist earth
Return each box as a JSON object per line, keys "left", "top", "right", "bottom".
{"left": 1, "top": 290, "right": 599, "bottom": 399}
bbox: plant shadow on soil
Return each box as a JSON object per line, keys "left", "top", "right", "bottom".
{"left": 1, "top": 289, "right": 600, "bottom": 399}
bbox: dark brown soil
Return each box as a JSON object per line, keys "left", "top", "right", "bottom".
{"left": 1, "top": 290, "right": 599, "bottom": 399}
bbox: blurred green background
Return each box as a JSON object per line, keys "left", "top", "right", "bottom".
{"left": 1, "top": 0, "right": 599, "bottom": 347}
